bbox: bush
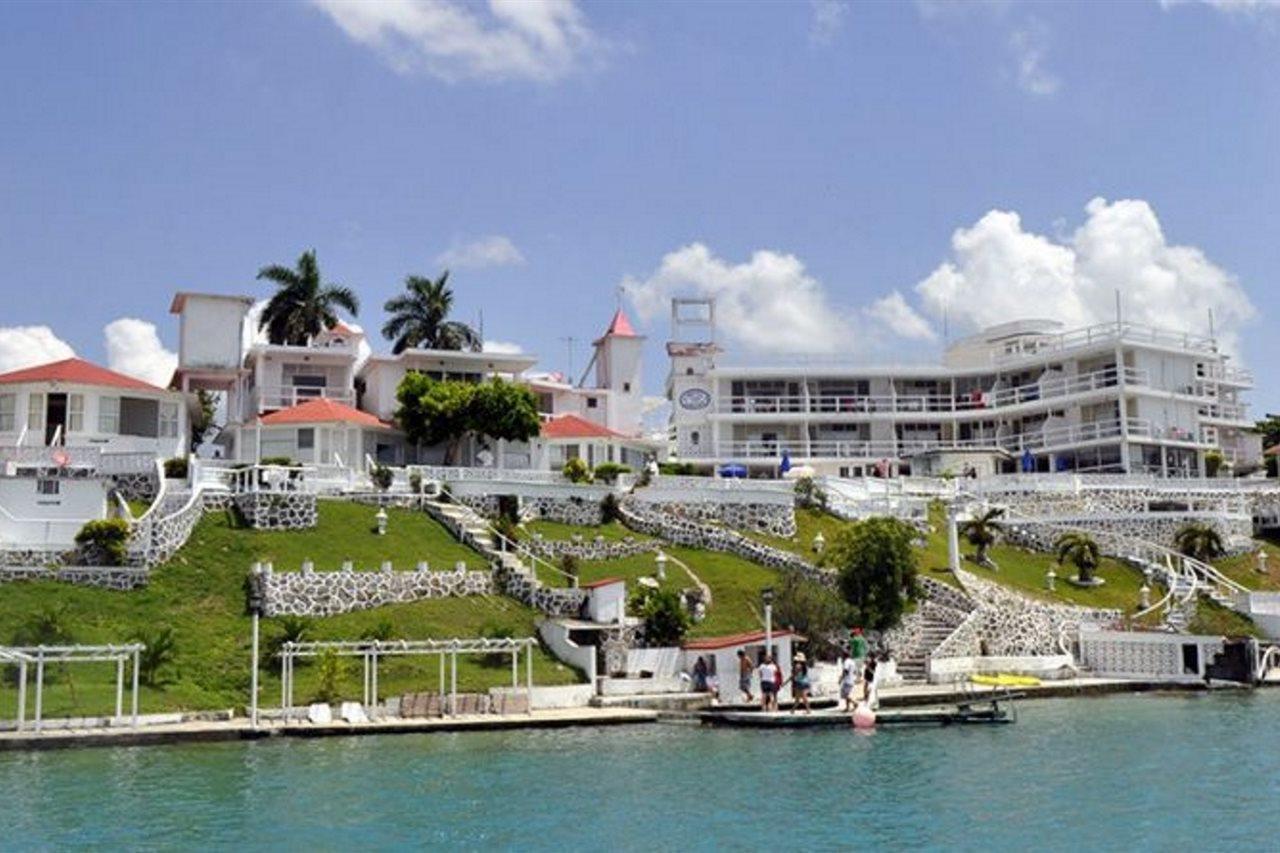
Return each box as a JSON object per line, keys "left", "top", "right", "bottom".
{"left": 312, "top": 649, "right": 347, "bottom": 703}
{"left": 163, "top": 457, "right": 189, "bottom": 479}
{"left": 601, "top": 493, "right": 622, "bottom": 524}
{"left": 130, "top": 625, "right": 178, "bottom": 687}
{"left": 828, "top": 517, "right": 920, "bottom": 632}
{"left": 562, "top": 457, "right": 592, "bottom": 483}
{"left": 479, "top": 622, "right": 515, "bottom": 667}
{"left": 658, "top": 462, "right": 705, "bottom": 476}
{"left": 75, "top": 518, "right": 132, "bottom": 566}
{"left": 593, "top": 462, "right": 632, "bottom": 484}
{"left": 369, "top": 463, "right": 394, "bottom": 491}
{"left": 631, "top": 588, "right": 691, "bottom": 647}
{"left": 559, "top": 554, "right": 581, "bottom": 581}
{"left": 494, "top": 514, "right": 520, "bottom": 546}
{"left": 360, "top": 620, "right": 396, "bottom": 643}
{"left": 1205, "top": 450, "right": 1224, "bottom": 478}
{"left": 409, "top": 472, "right": 423, "bottom": 494}
{"left": 264, "top": 616, "right": 312, "bottom": 666}
{"left": 772, "top": 575, "right": 852, "bottom": 659}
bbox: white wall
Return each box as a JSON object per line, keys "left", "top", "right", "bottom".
{"left": 0, "top": 477, "right": 110, "bottom": 546}
{"left": 586, "top": 582, "right": 626, "bottom": 624}
{"left": 180, "top": 296, "right": 248, "bottom": 370}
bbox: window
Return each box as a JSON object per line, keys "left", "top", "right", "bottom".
{"left": 67, "top": 394, "right": 84, "bottom": 433}
{"left": 159, "top": 402, "right": 179, "bottom": 438}
{"left": 297, "top": 428, "right": 315, "bottom": 450}
{"left": 691, "top": 430, "right": 700, "bottom": 446}
{"left": 0, "top": 394, "right": 14, "bottom": 432}
{"left": 99, "top": 397, "right": 120, "bottom": 434}
{"left": 27, "top": 393, "right": 44, "bottom": 432}
{"left": 623, "top": 382, "right": 631, "bottom": 392}
{"left": 37, "top": 479, "right": 60, "bottom": 496}
{"left": 586, "top": 397, "right": 598, "bottom": 409}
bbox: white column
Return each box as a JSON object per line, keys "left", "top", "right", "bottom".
{"left": 947, "top": 504, "right": 961, "bottom": 574}
{"left": 250, "top": 610, "right": 260, "bottom": 729}
{"left": 526, "top": 640, "right": 533, "bottom": 715}
{"left": 115, "top": 657, "right": 124, "bottom": 722}
{"left": 16, "top": 661, "right": 26, "bottom": 732}
{"left": 131, "top": 648, "right": 140, "bottom": 727}
{"left": 450, "top": 650, "right": 458, "bottom": 717}
{"left": 34, "top": 650, "right": 44, "bottom": 733}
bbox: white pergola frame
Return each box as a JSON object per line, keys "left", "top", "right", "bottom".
{"left": 3, "top": 644, "right": 144, "bottom": 733}
{"left": 276, "top": 637, "right": 536, "bottom": 722}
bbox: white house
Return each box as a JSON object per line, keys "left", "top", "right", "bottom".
{"left": 683, "top": 629, "right": 801, "bottom": 706}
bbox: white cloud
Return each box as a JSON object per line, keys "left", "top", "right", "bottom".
{"left": 1160, "top": 0, "right": 1280, "bottom": 15}
{"left": 0, "top": 326, "right": 76, "bottom": 374}
{"left": 914, "top": 197, "right": 1256, "bottom": 354}
{"left": 483, "top": 339, "right": 524, "bottom": 354}
{"left": 864, "top": 291, "right": 937, "bottom": 341}
{"left": 312, "top": 0, "right": 608, "bottom": 83}
{"left": 624, "top": 243, "right": 861, "bottom": 355}
{"left": 809, "top": 1, "right": 850, "bottom": 46}
{"left": 436, "top": 235, "right": 526, "bottom": 269}
{"left": 1009, "top": 23, "right": 1059, "bottom": 96}
{"left": 104, "top": 318, "right": 178, "bottom": 388}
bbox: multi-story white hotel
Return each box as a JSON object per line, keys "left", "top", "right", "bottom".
{"left": 667, "top": 299, "right": 1260, "bottom": 478}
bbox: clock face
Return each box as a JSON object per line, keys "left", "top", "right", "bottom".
{"left": 679, "top": 388, "right": 712, "bottom": 410}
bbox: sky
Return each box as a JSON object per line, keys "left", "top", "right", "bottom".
{"left": 1, "top": 0, "right": 1278, "bottom": 413}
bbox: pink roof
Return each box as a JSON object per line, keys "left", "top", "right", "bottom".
{"left": 683, "top": 629, "right": 803, "bottom": 652}
{"left": 541, "top": 414, "right": 623, "bottom": 440}
{"left": 0, "top": 358, "right": 165, "bottom": 392}
{"left": 259, "top": 398, "right": 388, "bottom": 428}
{"left": 603, "top": 309, "right": 637, "bottom": 338}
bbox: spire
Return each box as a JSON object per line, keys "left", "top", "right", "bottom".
{"left": 603, "top": 308, "right": 637, "bottom": 338}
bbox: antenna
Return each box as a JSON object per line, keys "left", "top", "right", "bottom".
{"left": 1114, "top": 289, "right": 1122, "bottom": 327}
{"left": 477, "top": 310, "right": 484, "bottom": 346}
{"left": 559, "top": 336, "right": 577, "bottom": 381}
{"left": 1208, "top": 307, "right": 1216, "bottom": 344}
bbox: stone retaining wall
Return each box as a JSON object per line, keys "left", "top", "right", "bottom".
{"left": 455, "top": 493, "right": 604, "bottom": 527}
{"left": 110, "top": 471, "right": 159, "bottom": 503}
{"left": 0, "top": 566, "right": 149, "bottom": 590}
{"left": 234, "top": 492, "right": 318, "bottom": 531}
{"left": 258, "top": 564, "right": 494, "bottom": 617}
{"left": 524, "top": 535, "right": 659, "bottom": 562}
{"left": 632, "top": 499, "right": 796, "bottom": 538}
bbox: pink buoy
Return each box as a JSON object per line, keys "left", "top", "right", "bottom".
{"left": 852, "top": 701, "right": 876, "bottom": 729}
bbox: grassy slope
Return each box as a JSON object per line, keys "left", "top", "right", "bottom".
{"left": 524, "top": 519, "right": 653, "bottom": 543}
{"left": 0, "top": 506, "right": 578, "bottom": 719}
{"left": 1214, "top": 533, "right": 1280, "bottom": 592}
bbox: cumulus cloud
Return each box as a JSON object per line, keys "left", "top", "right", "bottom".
{"left": 914, "top": 197, "right": 1256, "bottom": 354}
{"left": 809, "top": 0, "right": 850, "bottom": 46}
{"left": 624, "top": 243, "right": 862, "bottom": 355}
{"left": 483, "top": 339, "right": 524, "bottom": 354}
{"left": 916, "top": 2, "right": 1062, "bottom": 96}
{"left": 436, "top": 235, "right": 526, "bottom": 269}
{"left": 312, "top": 0, "right": 608, "bottom": 83}
{"left": 1009, "top": 23, "right": 1059, "bottom": 96}
{"left": 0, "top": 326, "right": 76, "bottom": 374}
{"left": 103, "top": 319, "right": 178, "bottom": 388}
{"left": 863, "top": 292, "right": 937, "bottom": 341}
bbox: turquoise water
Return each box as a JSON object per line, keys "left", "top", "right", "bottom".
{"left": 4, "top": 692, "right": 1280, "bottom": 851}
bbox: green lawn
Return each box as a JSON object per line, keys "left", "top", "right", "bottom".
{"left": 1214, "top": 535, "right": 1280, "bottom": 592}
{"left": 0, "top": 507, "right": 579, "bottom": 719}
{"left": 740, "top": 507, "right": 851, "bottom": 561}
{"left": 523, "top": 518, "right": 653, "bottom": 543}
{"left": 1188, "top": 599, "right": 1263, "bottom": 638}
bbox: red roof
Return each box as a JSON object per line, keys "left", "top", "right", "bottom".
{"left": 540, "top": 413, "right": 623, "bottom": 440}
{"left": 328, "top": 321, "right": 358, "bottom": 336}
{"left": 581, "top": 576, "right": 625, "bottom": 590}
{"left": 0, "top": 357, "right": 165, "bottom": 392}
{"left": 683, "top": 629, "right": 804, "bottom": 652}
{"left": 602, "top": 309, "right": 637, "bottom": 338}
{"left": 259, "top": 398, "right": 388, "bottom": 428}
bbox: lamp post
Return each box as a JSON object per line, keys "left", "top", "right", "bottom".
{"left": 812, "top": 531, "right": 826, "bottom": 555}
{"left": 1257, "top": 549, "right": 1269, "bottom": 576}
{"left": 655, "top": 551, "right": 668, "bottom": 581}
{"left": 248, "top": 563, "right": 264, "bottom": 729}
{"left": 1045, "top": 566, "right": 1057, "bottom": 592}
{"left": 762, "top": 587, "right": 775, "bottom": 655}
{"left": 375, "top": 507, "right": 388, "bottom": 536}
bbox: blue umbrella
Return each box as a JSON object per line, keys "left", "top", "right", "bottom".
{"left": 719, "top": 463, "right": 748, "bottom": 478}
{"left": 1021, "top": 449, "right": 1036, "bottom": 473}
{"left": 780, "top": 449, "right": 792, "bottom": 475}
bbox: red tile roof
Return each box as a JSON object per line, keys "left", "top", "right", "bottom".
{"left": 683, "top": 629, "right": 803, "bottom": 652}
{"left": 540, "top": 413, "right": 622, "bottom": 440}
{"left": 602, "top": 308, "right": 637, "bottom": 338}
{"left": 259, "top": 398, "right": 388, "bottom": 428}
{"left": 581, "top": 576, "right": 625, "bottom": 590}
{"left": 0, "top": 357, "right": 165, "bottom": 392}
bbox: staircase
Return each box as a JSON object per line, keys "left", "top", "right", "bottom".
{"left": 896, "top": 614, "right": 959, "bottom": 683}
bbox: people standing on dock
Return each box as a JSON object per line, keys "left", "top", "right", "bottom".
{"left": 863, "top": 653, "right": 879, "bottom": 710}
{"left": 737, "top": 649, "right": 754, "bottom": 704}
{"left": 693, "top": 656, "right": 709, "bottom": 693}
{"left": 788, "top": 653, "right": 811, "bottom": 714}
{"left": 839, "top": 652, "right": 858, "bottom": 712}
{"left": 850, "top": 627, "right": 867, "bottom": 664}
{"left": 757, "top": 654, "right": 781, "bottom": 711}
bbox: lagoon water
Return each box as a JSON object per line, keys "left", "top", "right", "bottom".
{"left": 4, "top": 692, "right": 1280, "bottom": 851}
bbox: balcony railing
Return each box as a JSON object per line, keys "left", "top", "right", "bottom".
{"left": 990, "top": 321, "right": 1218, "bottom": 364}
{"left": 252, "top": 385, "right": 356, "bottom": 413}
{"left": 718, "top": 367, "right": 1146, "bottom": 417}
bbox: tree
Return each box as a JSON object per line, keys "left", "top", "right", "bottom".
{"left": 828, "top": 517, "right": 919, "bottom": 632}
{"left": 395, "top": 375, "right": 541, "bottom": 465}
{"left": 1174, "top": 522, "right": 1225, "bottom": 562}
{"left": 190, "top": 389, "right": 218, "bottom": 452}
{"left": 632, "top": 588, "right": 691, "bottom": 647}
{"left": 960, "top": 506, "right": 1005, "bottom": 569}
{"left": 130, "top": 625, "right": 178, "bottom": 686}
{"left": 381, "top": 271, "right": 481, "bottom": 354}
{"left": 257, "top": 250, "right": 359, "bottom": 345}
{"left": 1054, "top": 532, "right": 1102, "bottom": 585}
{"left": 772, "top": 574, "right": 852, "bottom": 659}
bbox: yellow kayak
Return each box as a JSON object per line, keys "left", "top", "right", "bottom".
{"left": 971, "top": 673, "right": 1041, "bottom": 687}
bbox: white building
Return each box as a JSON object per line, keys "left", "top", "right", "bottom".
{"left": 669, "top": 300, "right": 1259, "bottom": 478}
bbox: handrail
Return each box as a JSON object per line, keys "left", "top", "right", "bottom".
{"left": 435, "top": 483, "right": 578, "bottom": 587}
{"left": 132, "top": 457, "right": 168, "bottom": 525}
{"left": 1256, "top": 645, "right": 1280, "bottom": 681}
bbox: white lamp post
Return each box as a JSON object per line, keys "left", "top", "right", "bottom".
{"left": 1140, "top": 583, "right": 1151, "bottom": 610}
{"left": 375, "top": 507, "right": 388, "bottom": 536}
{"left": 655, "top": 551, "right": 668, "bottom": 581}
{"left": 762, "top": 587, "right": 775, "bottom": 654}
{"left": 1045, "top": 566, "right": 1057, "bottom": 592}
{"left": 813, "top": 531, "right": 826, "bottom": 555}
{"left": 1257, "top": 549, "right": 1269, "bottom": 575}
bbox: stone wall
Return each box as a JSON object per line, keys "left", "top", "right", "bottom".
{"left": 233, "top": 492, "right": 318, "bottom": 531}
{"left": 455, "top": 493, "right": 604, "bottom": 527}
{"left": 0, "top": 565, "right": 149, "bottom": 590}
{"left": 257, "top": 563, "right": 494, "bottom": 617}
{"left": 632, "top": 499, "right": 796, "bottom": 538}
{"left": 1006, "top": 515, "right": 1254, "bottom": 557}
{"left": 524, "top": 534, "right": 659, "bottom": 563}
{"left": 110, "top": 471, "right": 159, "bottom": 503}
{"left": 0, "top": 546, "right": 73, "bottom": 568}
{"left": 495, "top": 563, "right": 588, "bottom": 617}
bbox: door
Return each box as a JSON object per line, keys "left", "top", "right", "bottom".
{"left": 45, "top": 393, "right": 67, "bottom": 445}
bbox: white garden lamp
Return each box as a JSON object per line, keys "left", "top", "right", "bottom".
{"left": 1045, "top": 566, "right": 1057, "bottom": 592}
{"left": 375, "top": 507, "right": 388, "bottom": 536}
{"left": 1140, "top": 583, "right": 1151, "bottom": 610}
{"left": 1257, "top": 549, "right": 1269, "bottom": 575}
{"left": 655, "top": 551, "right": 668, "bottom": 581}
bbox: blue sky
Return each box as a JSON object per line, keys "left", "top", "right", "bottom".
{"left": 1, "top": 0, "right": 1278, "bottom": 410}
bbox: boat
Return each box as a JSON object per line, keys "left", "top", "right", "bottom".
{"left": 698, "top": 695, "right": 1019, "bottom": 729}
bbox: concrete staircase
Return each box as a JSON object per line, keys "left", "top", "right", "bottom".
{"left": 896, "top": 615, "right": 961, "bottom": 683}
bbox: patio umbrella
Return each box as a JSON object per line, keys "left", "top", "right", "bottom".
{"left": 1021, "top": 449, "right": 1036, "bottom": 473}
{"left": 719, "top": 463, "right": 748, "bottom": 478}
{"left": 780, "top": 449, "right": 792, "bottom": 475}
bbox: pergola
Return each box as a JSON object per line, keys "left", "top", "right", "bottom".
{"left": 276, "top": 637, "right": 536, "bottom": 721}
{"left": 3, "top": 644, "right": 143, "bottom": 733}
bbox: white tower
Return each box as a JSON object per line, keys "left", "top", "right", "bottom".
{"left": 666, "top": 298, "right": 721, "bottom": 460}
{"left": 591, "top": 309, "right": 645, "bottom": 436}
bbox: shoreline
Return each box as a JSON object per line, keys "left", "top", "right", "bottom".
{"left": 4, "top": 676, "right": 1261, "bottom": 753}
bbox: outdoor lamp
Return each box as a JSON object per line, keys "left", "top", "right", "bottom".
{"left": 655, "top": 551, "right": 668, "bottom": 580}
{"left": 813, "top": 531, "right": 826, "bottom": 554}
{"left": 762, "top": 587, "right": 775, "bottom": 606}
{"left": 375, "top": 507, "right": 388, "bottom": 536}
{"left": 1140, "top": 583, "right": 1151, "bottom": 609}
{"left": 1257, "top": 549, "right": 1269, "bottom": 575}
{"left": 1045, "top": 567, "right": 1056, "bottom": 592}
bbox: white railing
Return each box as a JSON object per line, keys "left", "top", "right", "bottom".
{"left": 251, "top": 385, "right": 355, "bottom": 412}
{"left": 408, "top": 465, "right": 568, "bottom": 485}
{"left": 0, "top": 445, "right": 101, "bottom": 469}
{"left": 98, "top": 452, "right": 159, "bottom": 474}
{"left": 990, "top": 321, "right": 1218, "bottom": 364}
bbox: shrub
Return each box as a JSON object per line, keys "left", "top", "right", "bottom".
{"left": 494, "top": 514, "right": 520, "bottom": 546}
{"left": 1205, "top": 450, "right": 1224, "bottom": 478}
{"left": 409, "top": 472, "right": 423, "bottom": 494}
{"left": 658, "top": 462, "right": 704, "bottom": 476}
{"left": 559, "top": 554, "right": 581, "bottom": 581}
{"left": 163, "top": 457, "right": 189, "bottom": 479}
{"left": 369, "top": 463, "right": 394, "bottom": 491}
{"left": 265, "top": 616, "right": 312, "bottom": 666}
{"left": 601, "top": 493, "right": 622, "bottom": 524}
{"left": 130, "top": 625, "right": 178, "bottom": 687}
{"left": 360, "top": 620, "right": 396, "bottom": 643}
{"left": 563, "top": 457, "right": 592, "bottom": 483}
{"left": 593, "top": 462, "right": 632, "bottom": 484}
{"left": 828, "top": 517, "right": 920, "bottom": 632}
{"left": 631, "top": 587, "right": 691, "bottom": 647}
{"left": 772, "top": 575, "right": 852, "bottom": 659}
{"left": 75, "top": 518, "right": 132, "bottom": 566}
{"left": 312, "top": 649, "right": 347, "bottom": 703}
{"left": 479, "top": 622, "right": 515, "bottom": 667}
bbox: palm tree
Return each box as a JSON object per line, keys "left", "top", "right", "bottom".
{"left": 130, "top": 625, "right": 178, "bottom": 687}
{"left": 257, "top": 250, "right": 360, "bottom": 345}
{"left": 959, "top": 506, "right": 1005, "bottom": 569}
{"left": 381, "top": 271, "right": 482, "bottom": 354}
{"left": 1174, "top": 523, "right": 1225, "bottom": 562}
{"left": 1054, "top": 532, "right": 1102, "bottom": 585}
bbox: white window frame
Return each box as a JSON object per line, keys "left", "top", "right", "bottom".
{"left": 0, "top": 393, "right": 14, "bottom": 432}
{"left": 67, "top": 393, "right": 84, "bottom": 433}
{"left": 99, "top": 396, "right": 120, "bottom": 434}
{"left": 159, "top": 401, "right": 179, "bottom": 438}
{"left": 27, "top": 393, "right": 45, "bottom": 432}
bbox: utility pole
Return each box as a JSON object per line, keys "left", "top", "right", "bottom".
{"left": 559, "top": 336, "right": 577, "bottom": 382}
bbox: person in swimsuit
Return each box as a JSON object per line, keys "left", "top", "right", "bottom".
{"left": 789, "top": 652, "right": 811, "bottom": 714}
{"left": 737, "top": 649, "right": 754, "bottom": 703}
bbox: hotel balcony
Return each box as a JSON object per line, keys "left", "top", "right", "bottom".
{"left": 250, "top": 385, "right": 356, "bottom": 414}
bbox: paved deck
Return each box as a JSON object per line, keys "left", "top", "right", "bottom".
{"left": 0, "top": 707, "right": 658, "bottom": 752}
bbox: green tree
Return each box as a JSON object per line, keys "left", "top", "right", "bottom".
{"left": 1054, "top": 532, "right": 1102, "bottom": 585}
{"left": 312, "top": 648, "right": 347, "bottom": 703}
{"left": 190, "top": 389, "right": 218, "bottom": 452}
{"left": 828, "top": 517, "right": 919, "bottom": 632}
{"left": 395, "top": 375, "right": 541, "bottom": 465}
{"left": 468, "top": 379, "right": 542, "bottom": 443}
{"left": 1174, "top": 522, "right": 1225, "bottom": 562}
{"left": 381, "top": 271, "right": 482, "bottom": 354}
{"left": 130, "top": 625, "right": 179, "bottom": 687}
{"left": 631, "top": 588, "right": 691, "bottom": 647}
{"left": 772, "top": 574, "right": 852, "bottom": 658}
{"left": 960, "top": 506, "right": 1005, "bottom": 569}
{"left": 257, "top": 250, "right": 360, "bottom": 345}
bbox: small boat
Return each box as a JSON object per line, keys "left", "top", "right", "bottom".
{"left": 699, "top": 695, "right": 1018, "bottom": 729}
